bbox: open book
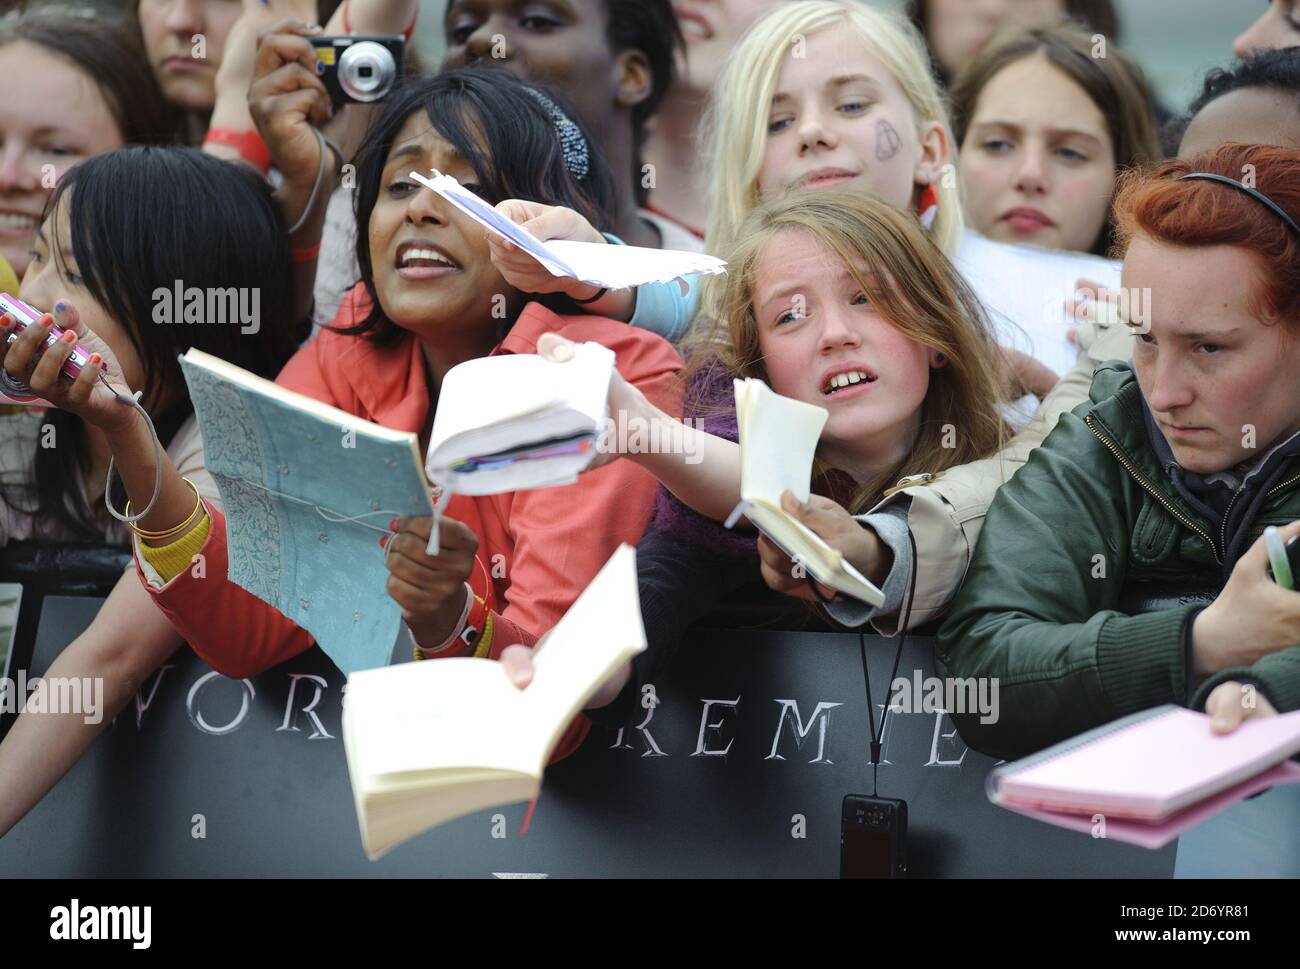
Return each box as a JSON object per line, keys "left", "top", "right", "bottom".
{"left": 723, "top": 378, "right": 884, "bottom": 607}
{"left": 425, "top": 342, "right": 614, "bottom": 497}
{"left": 179, "top": 349, "right": 435, "bottom": 675}
{"left": 988, "top": 705, "right": 1300, "bottom": 848}
{"left": 410, "top": 170, "right": 727, "bottom": 289}
{"left": 341, "top": 543, "right": 645, "bottom": 859}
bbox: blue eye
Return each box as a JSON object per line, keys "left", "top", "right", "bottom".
{"left": 982, "top": 138, "right": 1013, "bottom": 154}
{"left": 838, "top": 100, "right": 871, "bottom": 114}
{"left": 776, "top": 309, "right": 805, "bottom": 325}
{"left": 853, "top": 292, "right": 871, "bottom": 306}
{"left": 1057, "top": 146, "right": 1088, "bottom": 162}
{"left": 768, "top": 117, "right": 792, "bottom": 135}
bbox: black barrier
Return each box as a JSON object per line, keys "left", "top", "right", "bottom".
{"left": 0, "top": 596, "right": 1176, "bottom": 877}
{"left": 0, "top": 543, "right": 132, "bottom": 742}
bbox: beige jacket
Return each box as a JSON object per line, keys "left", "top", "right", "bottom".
{"left": 867, "top": 315, "right": 1135, "bottom": 635}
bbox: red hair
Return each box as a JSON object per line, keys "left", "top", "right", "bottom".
{"left": 1111, "top": 144, "right": 1300, "bottom": 325}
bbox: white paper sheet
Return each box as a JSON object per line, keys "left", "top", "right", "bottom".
{"left": 410, "top": 170, "right": 727, "bottom": 289}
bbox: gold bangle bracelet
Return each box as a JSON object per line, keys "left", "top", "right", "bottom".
{"left": 127, "top": 477, "right": 204, "bottom": 541}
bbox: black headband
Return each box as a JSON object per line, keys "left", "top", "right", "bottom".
{"left": 1178, "top": 173, "right": 1300, "bottom": 237}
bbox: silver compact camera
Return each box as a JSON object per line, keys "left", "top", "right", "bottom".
{"left": 313, "top": 35, "right": 405, "bottom": 105}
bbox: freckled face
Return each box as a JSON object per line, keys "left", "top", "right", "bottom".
{"left": 753, "top": 230, "right": 936, "bottom": 468}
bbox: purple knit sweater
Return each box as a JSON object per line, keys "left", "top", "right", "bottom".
{"left": 649, "top": 359, "right": 757, "bottom": 562}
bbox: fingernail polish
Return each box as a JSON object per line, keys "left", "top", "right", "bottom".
{"left": 388, "top": 519, "right": 398, "bottom": 532}
{"left": 378, "top": 534, "right": 389, "bottom": 549}
{"left": 38, "top": 313, "right": 53, "bottom": 327}
{"left": 89, "top": 353, "right": 102, "bottom": 367}
{"left": 60, "top": 329, "right": 76, "bottom": 344}
{"left": 54, "top": 300, "right": 66, "bottom": 313}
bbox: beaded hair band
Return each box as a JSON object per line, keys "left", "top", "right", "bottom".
{"left": 524, "top": 87, "right": 591, "bottom": 181}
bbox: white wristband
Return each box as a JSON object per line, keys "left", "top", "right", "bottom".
{"left": 410, "top": 583, "right": 473, "bottom": 656}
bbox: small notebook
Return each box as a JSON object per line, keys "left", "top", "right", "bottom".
{"left": 723, "top": 378, "right": 884, "bottom": 607}
{"left": 410, "top": 170, "right": 727, "bottom": 289}
{"left": 989, "top": 705, "right": 1300, "bottom": 848}
{"left": 425, "top": 341, "right": 614, "bottom": 497}
{"left": 179, "top": 349, "right": 435, "bottom": 675}
{"left": 341, "top": 543, "right": 645, "bottom": 859}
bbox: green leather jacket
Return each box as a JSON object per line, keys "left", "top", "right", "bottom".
{"left": 937, "top": 362, "right": 1300, "bottom": 760}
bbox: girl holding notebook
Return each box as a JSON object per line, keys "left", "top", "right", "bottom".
{"left": 0, "top": 68, "right": 681, "bottom": 774}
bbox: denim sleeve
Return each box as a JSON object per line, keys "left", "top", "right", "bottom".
{"left": 820, "top": 499, "right": 913, "bottom": 630}
{"left": 626, "top": 275, "right": 701, "bottom": 343}
{"left": 599, "top": 231, "right": 699, "bottom": 342}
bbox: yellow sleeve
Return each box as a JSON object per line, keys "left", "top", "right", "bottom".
{"left": 137, "top": 514, "right": 212, "bottom": 584}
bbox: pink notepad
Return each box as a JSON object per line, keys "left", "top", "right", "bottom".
{"left": 988, "top": 705, "right": 1300, "bottom": 847}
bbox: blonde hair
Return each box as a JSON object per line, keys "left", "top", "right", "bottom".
{"left": 701, "top": 0, "right": 964, "bottom": 264}
{"left": 687, "top": 187, "right": 1006, "bottom": 511}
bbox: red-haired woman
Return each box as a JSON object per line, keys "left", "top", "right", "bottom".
{"left": 938, "top": 143, "right": 1300, "bottom": 759}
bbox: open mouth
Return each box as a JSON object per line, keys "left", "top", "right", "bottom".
{"left": 821, "top": 369, "right": 877, "bottom": 397}
{"left": 396, "top": 242, "right": 460, "bottom": 271}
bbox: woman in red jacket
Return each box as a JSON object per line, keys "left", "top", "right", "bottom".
{"left": 4, "top": 69, "right": 682, "bottom": 763}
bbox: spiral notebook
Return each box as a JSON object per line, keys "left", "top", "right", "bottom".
{"left": 988, "top": 705, "right": 1300, "bottom": 848}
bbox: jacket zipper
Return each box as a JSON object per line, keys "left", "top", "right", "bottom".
{"left": 1219, "top": 487, "right": 1243, "bottom": 562}
{"left": 1266, "top": 472, "right": 1300, "bottom": 499}
{"left": 1218, "top": 470, "right": 1300, "bottom": 557}
{"left": 1085, "top": 414, "right": 1222, "bottom": 565}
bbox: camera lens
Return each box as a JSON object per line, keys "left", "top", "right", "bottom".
{"left": 337, "top": 41, "right": 397, "bottom": 102}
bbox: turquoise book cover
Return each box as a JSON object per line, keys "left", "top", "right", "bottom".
{"left": 180, "top": 350, "right": 434, "bottom": 674}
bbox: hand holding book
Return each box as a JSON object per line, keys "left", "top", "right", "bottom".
{"left": 382, "top": 513, "right": 480, "bottom": 652}
{"left": 1205, "top": 680, "right": 1279, "bottom": 733}
{"left": 756, "top": 491, "right": 892, "bottom": 604}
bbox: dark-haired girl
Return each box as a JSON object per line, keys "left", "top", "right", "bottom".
{"left": 0, "top": 146, "right": 301, "bottom": 837}
{"left": 2, "top": 68, "right": 682, "bottom": 802}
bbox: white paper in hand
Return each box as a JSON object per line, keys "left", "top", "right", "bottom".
{"left": 410, "top": 170, "right": 727, "bottom": 289}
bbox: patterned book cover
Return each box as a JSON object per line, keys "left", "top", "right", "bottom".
{"left": 180, "top": 350, "right": 434, "bottom": 674}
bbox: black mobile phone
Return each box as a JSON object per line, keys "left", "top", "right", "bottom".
{"left": 312, "top": 35, "right": 406, "bottom": 106}
{"left": 840, "top": 794, "right": 907, "bottom": 878}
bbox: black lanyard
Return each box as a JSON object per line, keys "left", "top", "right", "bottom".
{"left": 808, "top": 529, "right": 918, "bottom": 795}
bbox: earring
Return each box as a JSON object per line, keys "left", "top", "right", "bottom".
{"left": 918, "top": 182, "right": 940, "bottom": 231}
{"left": 934, "top": 352, "right": 946, "bottom": 364}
